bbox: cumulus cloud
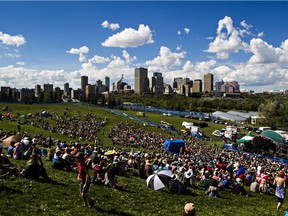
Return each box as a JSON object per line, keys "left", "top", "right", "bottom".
{"left": 66, "top": 46, "right": 89, "bottom": 62}
{"left": 101, "top": 20, "right": 120, "bottom": 30}
{"left": 16, "top": 61, "right": 25, "bottom": 66}
{"left": 0, "top": 65, "right": 72, "bottom": 89}
{"left": 184, "top": 28, "right": 190, "bottom": 34}
{"left": 183, "top": 61, "right": 194, "bottom": 73}
{"left": 257, "top": 32, "right": 265, "bottom": 37}
{"left": 122, "top": 50, "right": 136, "bottom": 63}
{"left": 81, "top": 55, "right": 110, "bottom": 71}
{"left": 101, "top": 24, "right": 154, "bottom": 48}
{"left": 176, "top": 45, "right": 182, "bottom": 51}
{"left": 0, "top": 32, "right": 26, "bottom": 47}
{"left": 249, "top": 38, "right": 280, "bottom": 64}
{"left": 205, "top": 16, "right": 248, "bottom": 59}
{"left": 146, "top": 46, "right": 186, "bottom": 71}
{"left": 247, "top": 38, "right": 288, "bottom": 66}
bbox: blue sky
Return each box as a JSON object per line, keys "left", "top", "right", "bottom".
{"left": 0, "top": 1, "right": 288, "bottom": 92}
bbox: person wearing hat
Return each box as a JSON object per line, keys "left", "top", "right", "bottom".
{"left": 273, "top": 171, "right": 286, "bottom": 210}
{"left": 183, "top": 202, "right": 196, "bottom": 216}
{"left": 76, "top": 152, "right": 95, "bottom": 208}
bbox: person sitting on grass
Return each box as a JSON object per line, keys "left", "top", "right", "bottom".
{"left": 205, "top": 178, "right": 219, "bottom": 198}
{"left": 21, "top": 148, "right": 49, "bottom": 181}
{"left": 0, "top": 144, "right": 19, "bottom": 177}
{"left": 52, "top": 150, "right": 65, "bottom": 170}
{"left": 104, "top": 162, "right": 128, "bottom": 190}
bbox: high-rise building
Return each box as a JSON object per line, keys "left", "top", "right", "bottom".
{"left": 34, "top": 84, "right": 41, "bottom": 97}
{"left": 104, "top": 76, "right": 110, "bottom": 92}
{"left": 20, "top": 88, "right": 34, "bottom": 101}
{"left": 177, "top": 78, "right": 190, "bottom": 95}
{"left": 134, "top": 67, "right": 149, "bottom": 94}
{"left": 71, "top": 89, "right": 82, "bottom": 100}
{"left": 85, "top": 84, "right": 95, "bottom": 99}
{"left": 43, "top": 83, "right": 53, "bottom": 93}
{"left": 96, "top": 79, "right": 102, "bottom": 95}
{"left": 215, "top": 80, "right": 224, "bottom": 97}
{"left": 81, "top": 76, "right": 88, "bottom": 93}
{"left": 221, "top": 81, "right": 240, "bottom": 93}
{"left": 192, "top": 79, "right": 202, "bottom": 93}
{"left": 204, "top": 73, "right": 214, "bottom": 93}
{"left": 63, "top": 83, "right": 69, "bottom": 97}
{"left": 173, "top": 77, "right": 182, "bottom": 89}
{"left": 151, "top": 72, "right": 164, "bottom": 94}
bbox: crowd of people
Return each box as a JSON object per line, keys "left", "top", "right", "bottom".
{"left": 1, "top": 107, "right": 288, "bottom": 212}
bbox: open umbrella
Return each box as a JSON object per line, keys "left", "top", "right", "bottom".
{"left": 146, "top": 169, "right": 172, "bottom": 190}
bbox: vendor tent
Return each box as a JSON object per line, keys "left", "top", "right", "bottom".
{"left": 237, "top": 132, "right": 254, "bottom": 143}
{"left": 252, "top": 130, "right": 286, "bottom": 158}
{"left": 164, "top": 139, "right": 185, "bottom": 154}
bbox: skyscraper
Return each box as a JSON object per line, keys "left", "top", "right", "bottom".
{"left": 64, "top": 83, "right": 69, "bottom": 97}
{"left": 81, "top": 75, "right": 88, "bottom": 92}
{"left": 34, "top": 84, "right": 41, "bottom": 97}
{"left": 204, "top": 73, "right": 214, "bottom": 93}
{"left": 134, "top": 67, "right": 149, "bottom": 94}
{"left": 105, "top": 76, "right": 110, "bottom": 92}
{"left": 43, "top": 83, "right": 53, "bottom": 92}
{"left": 192, "top": 79, "right": 202, "bottom": 93}
{"left": 151, "top": 72, "right": 164, "bottom": 94}
{"left": 96, "top": 79, "right": 102, "bottom": 95}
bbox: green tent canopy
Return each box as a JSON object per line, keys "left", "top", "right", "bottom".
{"left": 237, "top": 131, "right": 254, "bottom": 143}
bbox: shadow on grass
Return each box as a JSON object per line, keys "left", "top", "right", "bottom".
{"left": 0, "top": 185, "right": 23, "bottom": 195}
{"left": 35, "top": 178, "right": 67, "bottom": 186}
{"left": 95, "top": 206, "right": 133, "bottom": 216}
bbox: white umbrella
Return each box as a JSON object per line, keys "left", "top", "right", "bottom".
{"left": 146, "top": 169, "right": 172, "bottom": 190}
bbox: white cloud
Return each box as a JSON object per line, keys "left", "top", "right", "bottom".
{"left": 80, "top": 54, "right": 110, "bottom": 70}
{"left": 16, "top": 61, "right": 25, "bottom": 66}
{"left": 240, "top": 20, "right": 252, "bottom": 30}
{"left": 177, "top": 31, "right": 181, "bottom": 35}
{"left": 66, "top": 46, "right": 89, "bottom": 55}
{"left": 184, "top": 28, "right": 190, "bottom": 34}
{"left": 146, "top": 46, "right": 186, "bottom": 71}
{"left": 257, "top": 32, "right": 265, "bottom": 37}
{"left": 206, "top": 36, "right": 214, "bottom": 40}
{"left": 66, "top": 46, "right": 89, "bottom": 62}
{"left": 205, "top": 16, "right": 248, "bottom": 59}
{"left": 176, "top": 45, "right": 182, "bottom": 51}
{"left": 249, "top": 38, "right": 279, "bottom": 64}
{"left": 101, "top": 20, "right": 120, "bottom": 30}
{"left": 101, "top": 24, "right": 154, "bottom": 48}
{"left": 5, "top": 53, "right": 21, "bottom": 58}
{"left": 122, "top": 50, "right": 136, "bottom": 63}
{"left": 183, "top": 61, "right": 193, "bottom": 73}
{"left": 92, "top": 55, "right": 110, "bottom": 64}
{"left": 0, "top": 32, "right": 26, "bottom": 47}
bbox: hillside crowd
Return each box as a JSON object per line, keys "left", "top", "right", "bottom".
{"left": 0, "top": 108, "right": 287, "bottom": 211}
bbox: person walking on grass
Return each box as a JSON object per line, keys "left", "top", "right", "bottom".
{"left": 274, "top": 171, "right": 286, "bottom": 210}
{"left": 76, "top": 152, "right": 95, "bottom": 208}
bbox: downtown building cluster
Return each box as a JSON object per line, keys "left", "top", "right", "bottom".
{"left": 0, "top": 67, "right": 242, "bottom": 102}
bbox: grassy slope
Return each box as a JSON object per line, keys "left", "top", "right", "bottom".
{"left": 0, "top": 103, "right": 285, "bottom": 216}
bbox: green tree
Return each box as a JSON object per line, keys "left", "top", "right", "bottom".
{"left": 258, "top": 100, "right": 280, "bottom": 128}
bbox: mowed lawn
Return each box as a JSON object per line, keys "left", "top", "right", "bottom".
{"left": 0, "top": 102, "right": 285, "bottom": 216}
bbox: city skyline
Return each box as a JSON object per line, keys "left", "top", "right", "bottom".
{"left": 1, "top": 1, "right": 288, "bottom": 92}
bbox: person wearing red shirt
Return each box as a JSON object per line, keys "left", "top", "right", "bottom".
{"left": 76, "top": 152, "right": 94, "bottom": 208}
